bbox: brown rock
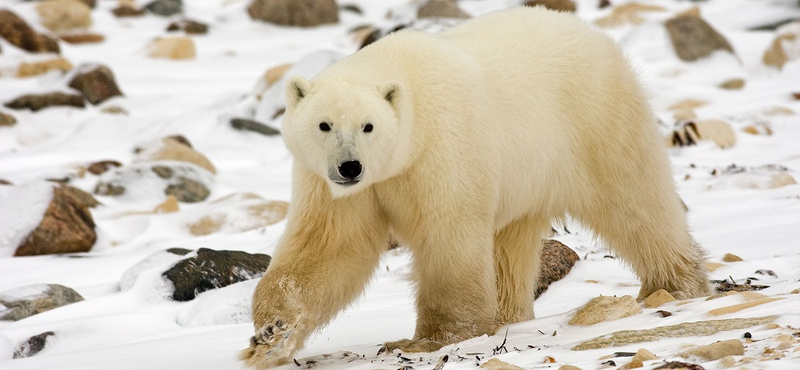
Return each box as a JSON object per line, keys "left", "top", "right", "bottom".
{"left": 248, "top": 0, "right": 340, "bottom": 27}
{"left": 0, "top": 10, "right": 61, "bottom": 53}
{"left": 524, "top": 0, "right": 576, "bottom": 13}
{"left": 60, "top": 33, "right": 104, "bottom": 44}
{"left": 61, "top": 185, "right": 99, "bottom": 208}
{"left": 87, "top": 160, "right": 122, "bottom": 175}
{"left": 148, "top": 36, "right": 196, "bottom": 60}
{"left": 558, "top": 366, "right": 582, "bottom": 370}
{"left": 568, "top": 295, "right": 642, "bottom": 326}
{"left": 722, "top": 253, "right": 743, "bottom": 262}
{"left": 166, "top": 19, "right": 209, "bottom": 34}
{"left": 480, "top": 358, "right": 524, "bottom": 370}
{"left": 536, "top": 239, "right": 580, "bottom": 298}
{"left": 595, "top": 3, "right": 665, "bottom": 28}
{"left": 763, "top": 22, "right": 800, "bottom": 69}
{"left": 68, "top": 64, "right": 124, "bottom": 105}
{"left": 112, "top": 5, "right": 145, "bottom": 17}
{"left": 665, "top": 15, "right": 734, "bottom": 62}
{"left": 719, "top": 78, "right": 744, "bottom": 90}
{"left": 4, "top": 92, "right": 85, "bottom": 112}
{"left": 0, "top": 112, "right": 17, "bottom": 127}
{"left": 418, "top": 0, "right": 471, "bottom": 19}
{"left": 680, "top": 339, "right": 744, "bottom": 361}
{"left": 188, "top": 194, "right": 288, "bottom": 235}
{"left": 36, "top": 0, "right": 93, "bottom": 33}
{"left": 644, "top": 289, "right": 677, "bottom": 308}
{"left": 16, "top": 58, "right": 73, "bottom": 78}
{"left": 15, "top": 185, "right": 96, "bottom": 256}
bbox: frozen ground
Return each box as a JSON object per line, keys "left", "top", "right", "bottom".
{"left": 1, "top": 0, "right": 799, "bottom": 370}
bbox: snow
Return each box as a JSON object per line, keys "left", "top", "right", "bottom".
{"left": 1, "top": 0, "right": 800, "bottom": 370}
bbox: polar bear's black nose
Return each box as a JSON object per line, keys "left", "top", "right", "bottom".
{"left": 339, "top": 161, "right": 362, "bottom": 179}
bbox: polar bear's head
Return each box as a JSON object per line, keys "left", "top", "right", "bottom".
{"left": 282, "top": 76, "right": 410, "bottom": 198}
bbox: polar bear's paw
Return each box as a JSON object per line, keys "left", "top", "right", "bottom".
{"left": 378, "top": 338, "right": 444, "bottom": 355}
{"left": 240, "top": 318, "right": 297, "bottom": 369}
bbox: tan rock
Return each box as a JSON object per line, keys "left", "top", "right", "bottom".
{"left": 763, "top": 22, "right": 800, "bottom": 69}
{"left": 708, "top": 297, "right": 783, "bottom": 316}
{"left": 771, "top": 172, "right": 797, "bottom": 188}
{"left": 706, "top": 262, "right": 724, "bottom": 272}
{"left": 776, "top": 334, "right": 794, "bottom": 342}
{"left": 558, "top": 366, "right": 582, "bottom": 370}
{"left": 718, "top": 355, "right": 736, "bottom": 368}
{"left": 763, "top": 106, "right": 794, "bottom": 116}
{"left": 706, "top": 291, "right": 738, "bottom": 301}
{"left": 480, "top": 358, "right": 524, "bottom": 370}
{"left": 188, "top": 214, "right": 225, "bottom": 235}
{"left": 777, "top": 341, "right": 793, "bottom": 350}
{"left": 695, "top": 120, "right": 736, "bottom": 148}
{"left": 739, "top": 291, "right": 767, "bottom": 301}
{"left": 137, "top": 137, "right": 215, "bottom": 174}
{"left": 719, "top": 78, "right": 744, "bottom": 90}
{"left": 36, "top": 0, "right": 92, "bottom": 33}
{"left": 573, "top": 316, "right": 775, "bottom": 350}
{"left": 16, "top": 58, "right": 74, "bottom": 78}
{"left": 680, "top": 339, "right": 744, "bottom": 361}
{"left": 148, "top": 36, "right": 196, "bottom": 60}
{"left": 619, "top": 348, "right": 658, "bottom": 369}
{"left": 722, "top": 253, "right": 743, "bottom": 262}
{"left": 568, "top": 295, "right": 642, "bottom": 326}
{"left": 154, "top": 195, "right": 179, "bottom": 213}
{"left": 264, "top": 63, "right": 292, "bottom": 87}
{"left": 595, "top": 3, "right": 665, "bottom": 28}
{"left": 677, "top": 6, "right": 701, "bottom": 18}
{"left": 644, "top": 289, "right": 676, "bottom": 308}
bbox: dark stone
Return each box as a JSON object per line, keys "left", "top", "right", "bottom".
{"left": 359, "top": 29, "right": 381, "bottom": 49}
{"left": 112, "top": 5, "right": 145, "bottom": 17}
{"left": 13, "top": 331, "right": 55, "bottom": 359}
{"left": 417, "top": 0, "right": 471, "bottom": 19}
{"left": 15, "top": 185, "right": 96, "bottom": 256}
{"left": 654, "top": 362, "right": 705, "bottom": 370}
{"left": 231, "top": 118, "right": 281, "bottom": 136}
{"left": 87, "top": 160, "right": 122, "bottom": 175}
{"left": 1, "top": 111, "right": 17, "bottom": 127}
{"left": 4, "top": 92, "right": 85, "bottom": 112}
{"left": 748, "top": 18, "right": 797, "bottom": 31}
{"left": 152, "top": 165, "right": 174, "bottom": 179}
{"left": 163, "top": 248, "right": 272, "bottom": 301}
{"left": 535, "top": 239, "right": 580, "bottom": 298}
{"left": 524, "top": 0, "right": 577, "bottom": 13}
{"left": 166, "top": 19, "right": 209, "bottom": 34}
{"left": 60, "top": 33, "right": 105, "bottom": 44}
{"left": 166, "top": 247, "right": 192, "bottom": 255}
{"left": 165, "top": 176, "right": 210, "bottom": 203}
{"left": 248, "top": 0, "right": 340, "bottom": 27}
{"left": 0, "top": 10, "right": 61, "bottom": 54}
{"left": 599, "top": 0, "right": 611, "bottom": 9}
{"left": 144, "top": 0, "right": 183, "bottom": 16}
{"left": 0, "top": 179, "right": 12, "bottom": 185}
{"left": 665, "top": 15, "right": 734, "bottom": 62}
{"left": 68, "top": 65, "right": 123, "bottom": 105}
{"left": 0, "top": 284, "right": 84, "bottom": 321}
{"left": 165, "top": 134, "right": 192, "bottom": 148}
{"left": 94, "top": 181, "right": 125, "bottom": 196}
{"left": 341, "top": 4, "right": 362, "bottom": 15}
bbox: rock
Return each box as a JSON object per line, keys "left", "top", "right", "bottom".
{"left": 16, "top": 58, "right": 73, "bottom": 78}
{"left": 68, "top": 64, "right": 124, "bottom": 105}
{"left": 536, "top": 239, "right": 580, "bottom": 298}
{"left": 120, "top": 248, "right": 191, "bottom": 291}
{"left": 148, "top": 36, "right": 195, "bottom": 60}
{"left": 100, "top": 105, "right": 128, "bottom": 115}
{"left": 668, "top": 120, "right": 736, "bottom": 149}
{"left": 61, "top": 185, "right": 99, "bottom": 208}
{"left": 36, "top": 0, "right": 92, "bottom": 33}
{"left": 230, "top": 118, "right": 281, "bottom": 136}
{"left": 135, "top": 137, "right": 216, "bottom": 174}
{"left": 653, "top": 362, "right": 704, "bottom": 370}
{"left": 0, "top": 112, "right": 17, "bottom": 127}
{"left": 87, "top": 160, "right": 122, "bottom": 175}
{"left": 719, "top": 78, "right": 744, "bottom": 90}
{"left": 15, "top": 185, "right": 96, "bottom": 256}
{"left": 667, "top": 99, "right": 707, "bottom": 121}
{"left": 418, "top": 0, "right": 471, "bottom": 19}
{"left": 248, "top": 0, "right": 340, "bottom": 27}
{"left": 763, "top": 22, "right": 800, "bottom": 69}
{"left": 568, "top": 295, "right": 642, "bottom": 326}
{"left": 59, "top": 32, "right": 104, "bottom": 44}
{"left": 722, "top": 253, "right": 743, "bottom": 262}
{"left": 558, "top": 366, "right": 582, "bottom": 370}
{"left": 524, "top": 0, "right": 576, "bottom": 13}
{"left": 13, "top": 331, "right": 55, "bottom": 359}
{"left": 706, "top": 262, "right": 724, "bottom": 272}
{"left": 644, "top": 289, "right": 677, "bottom": 308}
{"left": 719, "top": 356, "right": 736, "bottom": 368}
{"left": 187, "top": 193, "right": 289, "bottom": 235}
{"left": 573, "top": 316, "right": 775, "bottom": 350}
{"left": 479, "top": 358, "right": 524, "bottom": 370}
{"left": 595, "top": 3, "right": 665, "bottom": 28}
{"left": 163, "top": 248, "right": 272, "bottom": 301}
{"left": 112, "top": 5, "right": 145, "bottom": 17}
{"left": 4, "top": 92, "right": 85, "bottom": 112}
{"left": 144, "top": 0, "right": 183, "bottom": 16}
{"left": 358, "top": 28, "right": 381, "bottom": 49}
{"left": 665, "top": 14, "right": 734, "bottom": 62}
{"left": 94, "top": 163, "right": 213, "bottom": 203}
{"left": 0, "top": 10, "right": 61, "bottom": 53}
{"left": 261, "top": 63, "right": 292, "bottom": 90}
{"left": 680, "top": 339, "right": 744, "bottom": 361}
{"left": 708, "top": 297, "right": 783, "bottom": 316}
{"left": 154, "top": 195, "right": 180, "bottom": 213}
{"left": 0, "top": 284, "right": 84, "bottom": 321}
{"left": 166, "top": 19, "right": 209, "bottom": 34}
{"left": 631, "top": 348, "right": 657, "bottom": 365}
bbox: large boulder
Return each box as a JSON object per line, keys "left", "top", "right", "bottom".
{"left": 248, "top": 0, "right": 339, "bottom": 27}
{"left": 163, "top": 248, "right": 272, "bottom": 301}
{"left": 0, "top": 10, "right": 61, "bottom": 53}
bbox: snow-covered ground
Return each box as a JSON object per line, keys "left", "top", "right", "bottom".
{"left": 1, "top": 0, "right": 799, "bottom": 369}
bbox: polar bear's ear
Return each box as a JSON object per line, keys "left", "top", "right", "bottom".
{"left": 286, "top": 76, "right": 311, "bottom": 109}
{"left": 380, "top": 81, "right": 403, "bottom": 108}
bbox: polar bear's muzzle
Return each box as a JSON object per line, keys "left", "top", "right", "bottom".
{"left": 329, "top": 160, "right": 363, "bottom": 187}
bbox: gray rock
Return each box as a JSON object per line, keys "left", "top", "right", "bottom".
{"left": 418, "top": 0, "right": 471, "bottom": 19}
{"left": 13, "top": 331, "right": 55, "bottom": 359}
{"left": 0, "top": 284, "right": 84, "bottom": 321}
{"left": 230, "top": 118, "right": 280, "bottom": 136}
{"left": 248, "top": 0, "right": 339, "bottom": 27}
{"left": 144, "top": 0, "right": 183, "bottom": 16}
{"left": 165, "top": 176, "right": 210, "bottom": 203}
{"left": 163, "top": 248, "right": 271, "bottom": 301}
{"left": 665, "top": 15, "right": 734, "bottom": 62}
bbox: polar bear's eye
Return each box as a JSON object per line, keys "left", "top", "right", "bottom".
{"left": 363, "top": 123, "right": 373, "bottom": 133}
{"left": 319, "top": 122, "right": 331, "bottom": 132}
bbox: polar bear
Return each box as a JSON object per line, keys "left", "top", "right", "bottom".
{"left": 241, "top": 6, "right": 710, "bottom": 369}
